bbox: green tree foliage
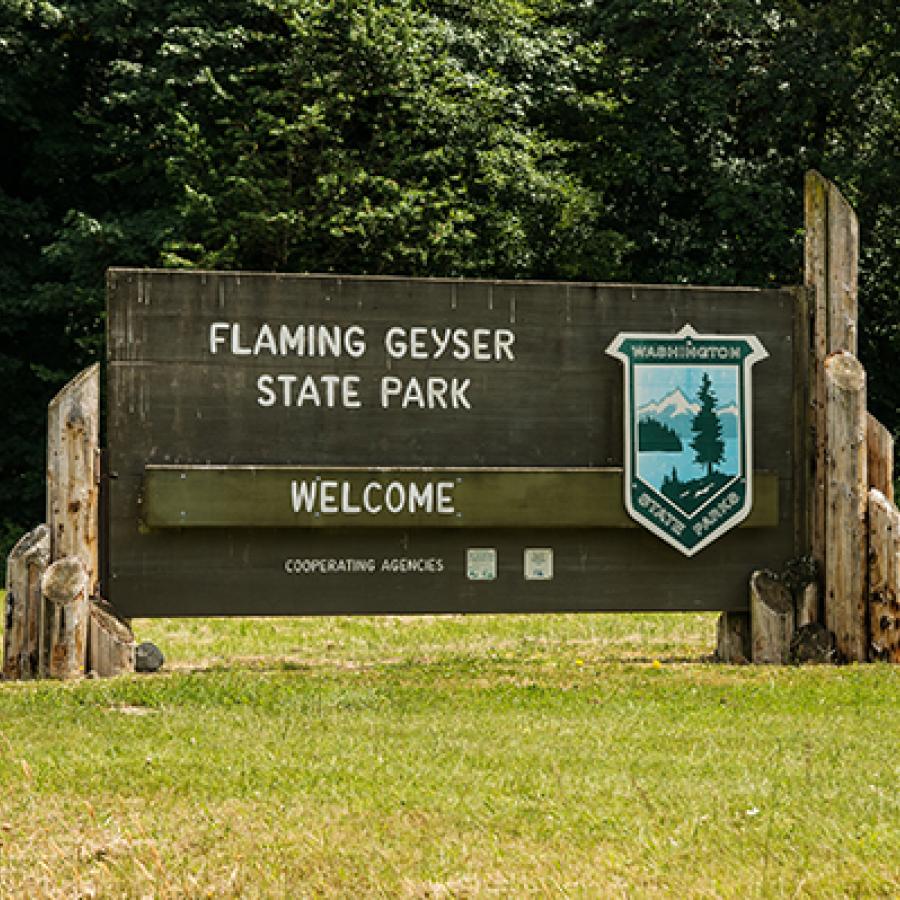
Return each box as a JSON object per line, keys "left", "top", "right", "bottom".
{"left": 690, "top": 373, "right": 725, "bottom": 476}
{"left": 638, "top": 417, "right": 683, "bottom": 452}
{"left": 0, "top": 0, "right": 897, "bottom": 557}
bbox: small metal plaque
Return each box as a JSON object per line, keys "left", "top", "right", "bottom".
{"left": 466, "top": 548, "right": 497, "bottom": 581}
{"left": 524, "top": 548, "right": 553, "bottom": 581}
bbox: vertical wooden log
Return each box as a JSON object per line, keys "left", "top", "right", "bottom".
{"left": 805, "top": 172, "right": 829, "bottom": 593}
{"left": 805, "top": 172, "right": 860, "bottom": 628}
{"left": 750, "top": 570, "right": 795, "bottom": 664}
{"left": 46, "top": 364, "right": 100, "bottom": 676}
{"left": 2, "top": 525, "right": 50, "bottom": 679}
{"left": 867, "top": 414, "right": 895, "bottom": 503}
{"left": 47, "top": 364, "right": 100, "bottom": 591}
{"left": 716, "top": 612, "right": 750, "bottom": 663}
{"left": 868, "top": 490, "right": 900, "bottom": 662}
{"left": 825, "top": 351, "right": 868, "bottom": 661}
{"left": 826, "top": 182, "right": 859, "bottom": 356}
{"left": 88, "top": 604, "right": 135, "bottom": 677}
{"left": 42, "top": 557, "right": 89, "bottom": 679}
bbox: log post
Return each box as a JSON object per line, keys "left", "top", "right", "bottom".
{"left": 716, "top": 612, "right": 750, "bottom": 663}
{"left": 47, "top": 364, "right": 100, "bottom": 584}
{"left": 867, "top": 414, "right": 895, "bottom": 503}
{"left": 42, "top": 556, "right": 89, "bottom": 679}
{"left": 45, "top": 364, "right": 100, "bottom": 676}
{"left": 868, "top": 490, "right": 900, "bottom": 662}
{"left": 824, "top": 351, "right": 868, "bottom": 661}
{"left": 750, "top": 570, "right": 794, "bottom": 664}
{"left": 89, "top": 604, "right": 135, "bottom": 677}
{"left": 2, "top": 525, "right": 50, "bottom": 679}
{"left": 805, "top": 172, "right": 860, "bottom": 625}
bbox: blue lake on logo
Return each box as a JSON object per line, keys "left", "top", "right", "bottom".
{"left": 638, "top": 440, "right": 738, "bottom": 492}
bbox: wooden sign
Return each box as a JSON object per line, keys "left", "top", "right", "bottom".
{"left": 105, "top": 270, "right": 806, "bottom": 617}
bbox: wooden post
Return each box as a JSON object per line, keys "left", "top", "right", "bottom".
{"left": 89, "top": 604, "right": 135, "bottom": 677}
{"left": 42, "top": 556, "right": 89, "bottom": 679}
{"left": 825, "top": 351, "right": 868, "bottom": 661}
{"left": 750, "top": 570, "right": 795, "bottom": 664}
{"left": 47, "top": 364, "right": 100, "bottom": 590}
{"left": 2, "top": 525, "right": 50, "bottom": 679}
{"left": 716, "top": 612, "right": 750, "bottom": 663}
{"left": 868, "top": 490, "right": 900, "bottom": 662}
{"left": 867, "top": 414, "right": 895, "bottom": 503}
{"left": 805, "top": 172, "right": 860, "bottom": 624}
{"left": 45, "top": 364, "right": 100, "bottom": 675}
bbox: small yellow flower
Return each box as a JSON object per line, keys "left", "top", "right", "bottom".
{"left": 652, "top": 659, "right": 662, "bottom": 669}
{"left": 575, "top": 658, "right": 584, "bottom": 667}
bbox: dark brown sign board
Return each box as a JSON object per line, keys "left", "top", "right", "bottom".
{"left": 106, "top": 269, "right": 807, "bottom": 617}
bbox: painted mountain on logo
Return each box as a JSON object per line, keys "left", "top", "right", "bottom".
{"left": 637, "top": 388, "right": 738, "bottom": 438}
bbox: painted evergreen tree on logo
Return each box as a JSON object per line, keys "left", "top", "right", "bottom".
{"left": 690, "top": 373, "right": 725, "bottom": 476}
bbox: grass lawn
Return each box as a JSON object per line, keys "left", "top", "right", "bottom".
{"left": 1, "top": 595, "right": 898, "bottom": 898}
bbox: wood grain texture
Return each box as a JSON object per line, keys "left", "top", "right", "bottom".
{"left": 88, "top": 604, "right": 135, "bottom": 677}
{"left": 824, "top": 351, "right": 868, "bottom": 661}
{"left": 47, "top": 364, "right": 100, "bottom": 591}
{"left": 42, "top": 556, "right": 89, "bottom": 679}
{"left": 106, "top": 270, "right": 803, "bottom": 617}
{"left": 2, "top": 524, "right": 49, "bottom": 679}
{"left": 805, "top": 172, "right": 829, "bottom": 594}
{"left": 867, "top": 413, "right": 895, "bottom": 503}
{"left": 716, "top": 611, "right": 750, "bottom": 663}
{"left": 868, "top": 490, "right": 900, "bottom": 663}
{"left": 750, "top": 569, "right": 794, "bottom": 664}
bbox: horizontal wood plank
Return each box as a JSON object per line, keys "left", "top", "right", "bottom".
{"left": 142, "top": 465, "right": 779, "bottom": 529}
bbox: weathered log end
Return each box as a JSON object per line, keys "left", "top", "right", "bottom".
{"left": 42, "top": 556, "right": 89, "bottom": 679}
{"left": 750, "top": 570, "right": 795, "bottom": 664}
{"left": 2, "top": 524, "right": 50, "bottom": 680}
{"left": 89, "top": 603, "right": 136, "bottom": 677}
{"left": 715, "top": 611, "right": 750, "bottom": 663}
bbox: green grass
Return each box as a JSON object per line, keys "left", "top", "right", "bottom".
{"left": 1, "top": 598, "right": 898, "bottom": 898}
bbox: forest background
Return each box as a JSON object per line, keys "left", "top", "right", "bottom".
{"left": 1, "top": 0, "right": 897, "bottom": 559}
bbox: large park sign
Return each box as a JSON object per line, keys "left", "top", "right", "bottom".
{"left": 104, "top": 270, "right": 804, "bottom": 618}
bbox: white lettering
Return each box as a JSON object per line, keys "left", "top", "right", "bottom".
{"left": 209, "top": 322, "right": 229, "bottom": 354}
{"left": 257, "top": 374, "right": 276, "bottom": 407}
{"left": 291, "top": 480, "right": 317, "bottom": 513}
{"left": 363, "top": 482, "right": 383, "bottom": 514}
{"left": 319, "top": 480, "right": 338, "bottom": 514}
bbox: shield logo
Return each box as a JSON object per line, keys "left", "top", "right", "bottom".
{"left": 606, "top": 324, "right": 768, "bottom": 556}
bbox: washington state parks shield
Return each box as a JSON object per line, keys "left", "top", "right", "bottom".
{"left": 607, "top": 324, "right": 768, "bottom": 556}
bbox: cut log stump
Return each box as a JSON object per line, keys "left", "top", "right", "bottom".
{"left": 2, "top": 524, "right": 50, "bottom": 679}
{"left": 42, "top": 556, "right": 89, "bottom": 679}
{"left": 716, "top": 612, "right": 750, "bottom": 663}
{"left": 750, "top": 570, "right": 794, "bottom": 664}
{"left": 89, "top": 603, "right": 135, "bottom": 677}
